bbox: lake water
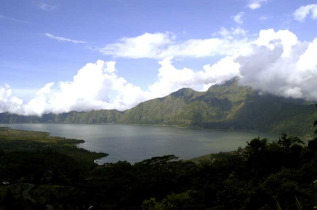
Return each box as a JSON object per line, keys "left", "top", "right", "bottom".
{"left": 0, "top": 124, "right": 276, "bottom": 163}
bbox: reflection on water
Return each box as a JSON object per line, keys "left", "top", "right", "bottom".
{"left": 0, "top": 124, "right": 276, "bottom": 163}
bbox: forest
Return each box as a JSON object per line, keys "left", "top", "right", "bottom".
{"left": 0, "top": 115, "right": 317, "bottom": 209}
{"left": 2, "top": 1, "right": 317, "bottom": 209}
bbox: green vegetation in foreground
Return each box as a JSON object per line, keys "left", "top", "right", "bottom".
{"left": 1, "top": 122, "right": 317, "bottom": 209}
{"left": 1, "top": 78, "right": 317, "bottom": 137}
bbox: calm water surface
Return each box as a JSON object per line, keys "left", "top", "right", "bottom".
{"left": 0, "top": 124, "right": 276, "bottom": 163}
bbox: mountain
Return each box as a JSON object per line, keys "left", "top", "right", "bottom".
{"left": 122, "top": 78, "right": 317, "bottom": 137}
{"left": 0, "top": 109, "right": 122, "bottom": 124}
{"left": 0, "top": 78, "right": 316, "bottom": 137}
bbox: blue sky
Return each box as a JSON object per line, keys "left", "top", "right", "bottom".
{"left": 1, "top": 0, "right": 317, "bottom": 115}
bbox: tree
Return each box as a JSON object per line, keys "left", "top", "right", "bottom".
{"left": 277, "top": 133, "right": 304, "bottom": 151}
{"left": 314, "top": 104, "right": 317, "bottom": 134}
{"left": 245, "top": 137, "right": 268, "bottom": 156}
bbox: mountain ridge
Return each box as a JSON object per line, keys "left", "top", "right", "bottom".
{"left": 0, "top": 78, "right": 316, "bottom": 137}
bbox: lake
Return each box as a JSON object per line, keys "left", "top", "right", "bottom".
{"left": 0, "top": 123, "right": 276, "bottom": 163}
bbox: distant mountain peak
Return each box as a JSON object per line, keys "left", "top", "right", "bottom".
{"left": 222, "top": 76, "right": 239, "bottom": 86}
{"left": 171, "top": 87, "right": 195, "bottom": 98}
{"left": 1, "top": 75, "right": 315, "bottom": 137}
{"left": 208, "top": 77, "right": 240, "bottom": 91}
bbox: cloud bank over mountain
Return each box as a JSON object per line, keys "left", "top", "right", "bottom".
{"left": 1, "top": 28, "right": 317, "bottom": 115}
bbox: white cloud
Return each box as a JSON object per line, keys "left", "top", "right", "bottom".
{"left": 1, "top": 29, "right": 317, "bottom": 115}
{"left": 148, "top": 56, "right": 241, "bottom": 98}
{"left": 237, "top": 29, "right": 317, "bottom": 100}
{"left": 294, "top": 4, "right": 317, "bottom": 22}
{"left": 101, "top": 32, "right": 249, "bottom": 59}
{"left": 248, "top": 0, "right": 267, "bottom": 10}
{"left": 45, "top": 33, "right": 87, "bottom": 44}
{"left": 148, "top": 29, "right": 317, "bottom": 101}
{"left": 38, "top": 2, "right": 56, "bottom": 11}
{"left": 148, "top": 57, "right": 197, "bottom": 97}
{"left": 163, "top": 38, "right": 245, "bottom": 57}
{"left": 0, "top": 84, "right": 24, "bottom": 114}
{"left": 3, "top": 56, "right": 241, "bottom": 116}
{"left": 297, "top": 38, "right": 317, "bottom": 72}
{"left": 101, "top": 33, "right": 174, "bottom": 59}
{"left": 11, "top": 88, "right": 37, "bottom": 102}
{"left": 254, "top": 29, "right": 298, "bottom": 57}
{"left": 200, "top": 57, "right": 241, "bottom": 90}
{"left": 22, "top": 60, "right": 147, "bottom": 115}
{"left": 217, "top": 27, "right": 248, "bottom": 39}
{"left": 234, "top": 12, "right": 244, "bottom": 24}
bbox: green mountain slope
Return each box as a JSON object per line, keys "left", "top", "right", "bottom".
{"left": 121, "top": 79, "right": 317, "bottom": 137}
{"left": 0, "top": 110, "right": 122, "bottom": 124}
{"left": 0, "top": 78, "right": 316, "bottom": 137}
{"left": 122, "top": 79, "right": 251, "bottom": 125}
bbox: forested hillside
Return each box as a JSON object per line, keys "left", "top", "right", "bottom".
{"left": 1, "top": 78, "right": 316, "bottom": 137}
{"left": 1, "top": 127, "right": 317, "bottom": 209}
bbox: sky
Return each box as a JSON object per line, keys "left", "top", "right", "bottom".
{"left": 0, "top": 0, "right": 317, "bottom": 115}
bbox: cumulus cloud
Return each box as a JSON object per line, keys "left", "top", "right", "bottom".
{"left": 248, "top": 0, "right": 267, "bottom": 10}
{"left": 1, "top": 29, "right": 317, "bottom": 115}
{"left": 0, "top": 85, "right": 24, "bottom": 114}
{"left": 237, "top": 30, "right": 317, "bottom": 100}
{"left": 149, "top": 29, "right": 317, "bottom": 101}
{"left": 0, "top": 61, "right": 147, "bottom": 115}
{"left": 101, "top": 33, "right": 174, "bottom": 58}
{"left": 22, "top": 60, "right": 147, "bottom": 115}
{"left": 294, "top": 4, "right": 317, "bottom": 22}
{"left": 297, "top": 38, "right": 317, "bottom": 72}
{"left": 45, "top": 33, "right": 87, "bottom": 44}
{"left": 234, "top": 12, "right": 244, "bottom": 24}
{"left": 148, "top": 56, "right": 241, "bottom": 98}
{"left": 254, "top": 29, "right": 298, "bottom": 57}
{"left": 20, "top": 57, "right": 241, "bottom": 115}
{"left": 101, "top": 32, "right": 248, "bottom": 59}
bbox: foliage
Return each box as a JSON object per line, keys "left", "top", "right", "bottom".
{"left": 1, "top": 126, "right": 317, "bottom": 209}
{"left": 1, "top": 102, "right": 317, "bottom": 209}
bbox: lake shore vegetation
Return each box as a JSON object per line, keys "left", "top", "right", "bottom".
{"left": 0, "top": 125, "right": 317, "bottom": 209}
